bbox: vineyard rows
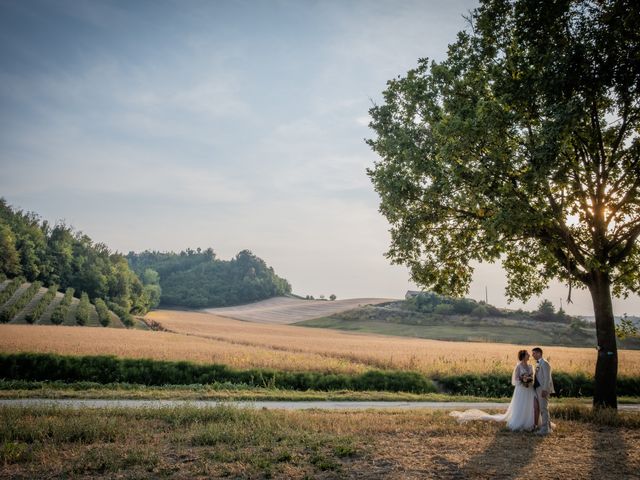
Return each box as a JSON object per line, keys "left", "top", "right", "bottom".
{"left": 0, "top": 278, "right": 125, "bottom": 328}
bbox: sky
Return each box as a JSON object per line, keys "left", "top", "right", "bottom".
{"left": 1, "top": 0, "right": 639, "bottom": 316}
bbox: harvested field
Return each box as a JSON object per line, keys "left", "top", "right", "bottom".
{"left": 1, "top": 405, "right": 638, "bottom": 479}
{"left": 203, "top": 296, "right": 394, "bottom": 324}
{"left": 3, "top": 309, "right": 640, "bottom": 377}
{"left": 0, "top": 324, "right": 367, "bottom": 373}
{"left": 149, "top": 309, "right": 640, "bottom": 376}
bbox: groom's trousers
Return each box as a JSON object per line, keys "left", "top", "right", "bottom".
{"left": 535, "top": 387, "right": 551, "bottom": 433}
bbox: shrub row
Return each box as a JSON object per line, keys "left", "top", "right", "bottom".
{"left": 107, "top": 301, "right": 134, "bottom": 327}
{"left": 25, "top": 284, "right": 58, "bottom": 324}
{"left": 61, "top": 287, "right": 75, "bottom": 306}
{"left": 0, "top": 277, "right": 25, "bottom": 306}
{"left": 0, "top": 353, "right": 437, "bottom": 393}
{"left": 51, "top": 287, "right": 75, "bottom": 325}
{"left": 0, "top": 281, "right": 42, "bottom": 323}
{"left": 75, "top": 292, "right": 91, "bottom": 326}
{"left": 94, "top": 298, "right": 111, "bottom": 327}
{"left": 1, "top": 353, "right": 637, "bottom": 397}
{"left": 437, "top": 372, "right": 640, "bottom": 398}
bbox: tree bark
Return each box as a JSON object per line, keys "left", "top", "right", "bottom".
{"left": 587, "top": 271, "right": 618, "bottom": 409}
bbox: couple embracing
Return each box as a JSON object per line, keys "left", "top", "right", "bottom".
{"left": 451, "top": 347, "right": 554, "bottom": 434}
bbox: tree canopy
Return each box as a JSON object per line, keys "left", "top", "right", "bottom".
{"left": 367, "top": 0, "right": 639, "bottom": 408}
{"left": 0, "top": 198, "right": 153, "bottom": 314}
{"left": 127, "top": 249, "right": 292, "bottom": 308}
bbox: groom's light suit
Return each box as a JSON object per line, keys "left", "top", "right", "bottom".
{"left": 534, "top": 357, "right": 555, "bottom": 433}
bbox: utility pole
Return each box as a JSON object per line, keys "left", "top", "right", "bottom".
{"left": 485, "top": 286, "right": 488, "bottom": 304}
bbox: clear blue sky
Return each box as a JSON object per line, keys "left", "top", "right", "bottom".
{"left": 1, "top": 0, "right": 638, "bottom": 315}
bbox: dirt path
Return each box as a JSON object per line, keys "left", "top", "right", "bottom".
{"left": 2, "top": 399, "right": 639, "bottom": 411}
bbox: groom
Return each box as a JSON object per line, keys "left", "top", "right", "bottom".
{"left": 532, "top": 347, "right": 554, "bottom": 435}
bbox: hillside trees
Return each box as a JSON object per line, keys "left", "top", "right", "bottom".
{"left": 367, "top": 0, "right": 640, "bottom": 408}
{"left": 127, "top": 249, "right": 292, "bottom": 308}
{"left": 0, "top": 199, "right": 151, "bottom": 316}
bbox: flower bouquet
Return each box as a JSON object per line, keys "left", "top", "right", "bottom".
{"left": 520, "top": 373, "right": 533, "bottom": 388}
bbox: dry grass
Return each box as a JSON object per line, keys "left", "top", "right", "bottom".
{"left": 2, "top": 308, "right": 640, "bottom": 377}
{"left": 1, "top": 405, "right": 638, "bottom": 479}
{"left": 148, "top": 309, "right": 640, "bottom": 376}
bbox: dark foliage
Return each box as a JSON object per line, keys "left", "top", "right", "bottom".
{"left": 0, "top": 199, "right": 152, "bottom": 316}
{"left": 127, "top": 249, "right": 292, "bottom": 308}
{"left": 438, "top": 373, "right": 640, "bottom": 398}
{"left": 25, "top": 284, "right": 58, "bottom": 324}
{"left": 0, "top": 353, "right": 436, "bottom": 393}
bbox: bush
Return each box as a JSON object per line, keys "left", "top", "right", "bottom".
{"left": 107, "top": 301, "right": 134, "bottom": 327}
{"left": 0, "top": 277, "right": 25, "bottom": 306}
{"left": 437, "top": 372, "right": 640, "bottom": 398}
{"left": 50, "top": 305, "right": 67, "bottom": 325}
{"left": 25, "top": 284, "right": 58, "bottom": 324}
{"left": 75, "top": 292, "right": 90, "bottom": 326}
{"left": 433, "top": 303, "right": 454, "bottom": 315}
{"left": 94, "top": 298, "right": 111, "bottom": 327}
{"left": 0, "top": 281, "right": 41, "bottom": 323}
{"left": 471, "top": 305, "right": 489, "bottom": 318}
{"left": 50, "top": 287, "right": 75, "bottom": 325}
{"left": 61, "top": 287, "right": 75, "bottom": 306}
{"left": 0, "top": 353, "right": 438, "bottom": 393}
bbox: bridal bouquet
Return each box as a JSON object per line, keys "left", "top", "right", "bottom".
{"left": 520, "top": 373, "right": 533, "bottom": 388}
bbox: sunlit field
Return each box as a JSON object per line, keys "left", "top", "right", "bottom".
{"left": 147, "top": 310, "right": 640, "bottom": 376}
{"left": 2, "top": 309, "right": 639, "bottom": 377}
{"left": 0, "top": 324, "right": 365, "bottom": 373}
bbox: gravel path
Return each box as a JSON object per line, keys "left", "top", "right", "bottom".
{"left": 2, "top": 399, "right": 640, "bottom": 411}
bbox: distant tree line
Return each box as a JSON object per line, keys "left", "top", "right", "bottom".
{"left": 0, "top": 199, "right": 156, "bottom": 315}
{"left": 407, "top": 291, "right": 574, "bottom": 323}
{"left": 127, "top": 248, "right": 292, "bottom": 308}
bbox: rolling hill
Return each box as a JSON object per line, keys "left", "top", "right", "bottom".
{"left": 203, "top": 296, "right": 395, "bottom": 324}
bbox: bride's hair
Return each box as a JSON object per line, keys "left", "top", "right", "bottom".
{"left": 518, "top": 349, "right": 528, "bottom": 361}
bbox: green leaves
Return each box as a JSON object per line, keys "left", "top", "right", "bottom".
{"left": 367, "top": 0, "right": 640, "bottom": 300}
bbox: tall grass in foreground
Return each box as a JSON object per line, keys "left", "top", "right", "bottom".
{"left": 0, "top": 405, "right": 638, "bottom": 478}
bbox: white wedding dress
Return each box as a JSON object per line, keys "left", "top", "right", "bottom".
{"left": 450, "top": 363, "right": 536, "bottom": 431}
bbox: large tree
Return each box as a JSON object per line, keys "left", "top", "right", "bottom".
{"left": 367, "top": 0, "right": 639, "bottom": 409}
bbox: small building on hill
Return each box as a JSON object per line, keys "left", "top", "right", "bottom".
{"left": 405, "top": 290, "right": 423, "bottom": 300}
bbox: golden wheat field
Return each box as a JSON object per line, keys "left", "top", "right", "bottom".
{"left": 2, "top": 309, "right": 640, "bottom": 377}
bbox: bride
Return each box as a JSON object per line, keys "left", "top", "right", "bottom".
{"left": 450, "top": 349, "right": 536, "bottom": 431}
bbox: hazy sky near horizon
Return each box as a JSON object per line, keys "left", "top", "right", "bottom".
{"left": 1, "top": 0, "right": 639, "bottom": 316}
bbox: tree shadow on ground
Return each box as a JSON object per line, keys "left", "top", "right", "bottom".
{"left": 437, "top": 428, "right": 545, "bottom": 479}
{"left": 589, "top": 423, "right": 634, "bottom": 479}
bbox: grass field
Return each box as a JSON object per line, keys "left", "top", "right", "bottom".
{"left": 147, "top": 310, "right": 640, "bottom": 376}
{"left": 1, "top": 404, "right": 638, "bottom": 479}
{"left": 2, "top": 309, "right": 640, "bottom": 378}
{"left": 298, "top": 315, "right": 562, "bottom": 345}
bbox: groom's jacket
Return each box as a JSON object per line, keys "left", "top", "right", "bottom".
{"left": 535, "top": 358, "right": 555, "bottom": 393}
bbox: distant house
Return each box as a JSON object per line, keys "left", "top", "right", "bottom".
{"left": 405, "top": 290, "right": 423, "bottom": 300}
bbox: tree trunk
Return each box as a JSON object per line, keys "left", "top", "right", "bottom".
{"left": 587, "top": 271, "right": 618, "bottom": 409}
